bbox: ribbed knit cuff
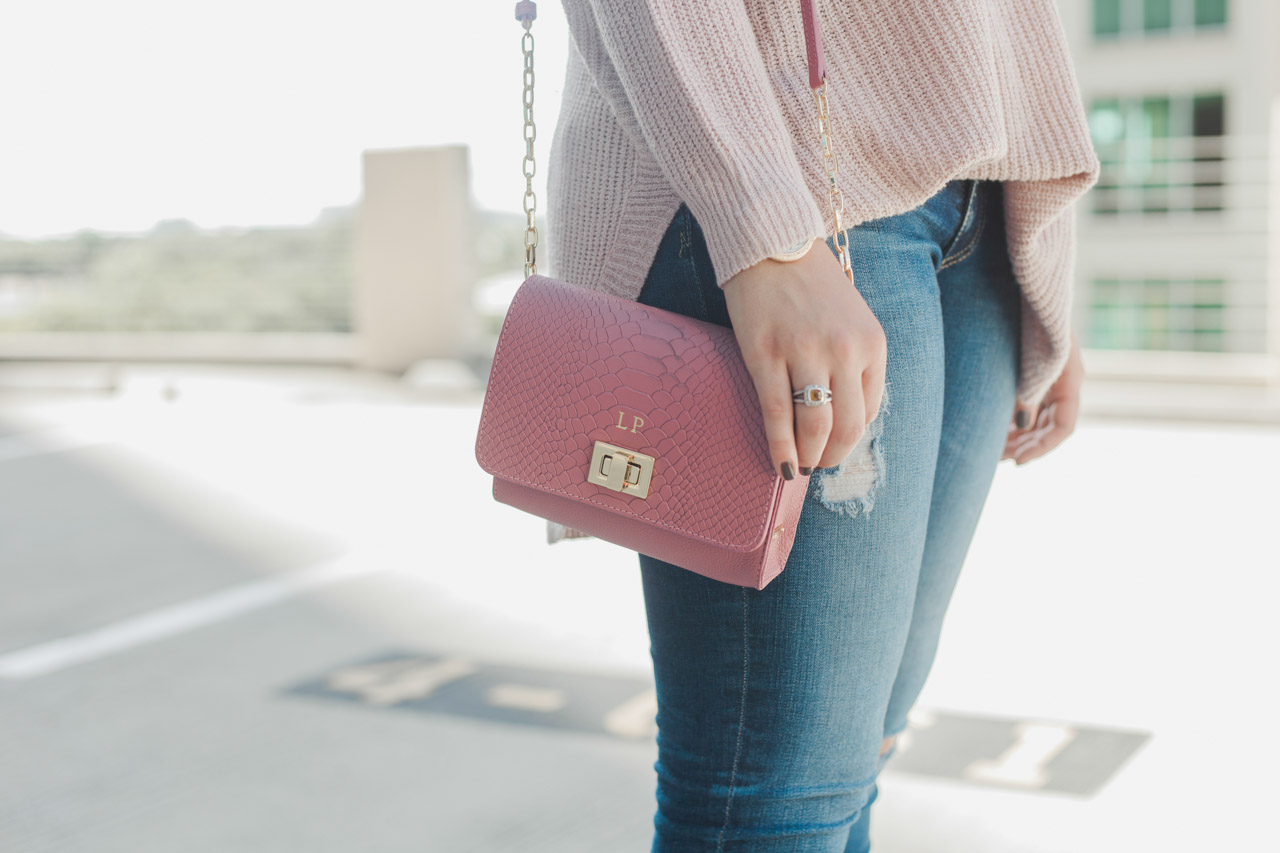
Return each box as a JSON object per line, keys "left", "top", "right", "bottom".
{"left": 690, "top": 177, "right": 829, "bottom": 289}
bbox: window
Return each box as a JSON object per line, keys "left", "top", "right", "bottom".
{"left": 1087, "top": 278, "right": 1227, "bottom": 352}
{"left": 1195, "top": 0, "right": 1227, "bottom": 26}
{"left": 1093, "top": 0, "right": 1228, "bottom": 38}
{"left": 1094, "top": 0, "right": 1122, "bottom": 36}
{"left": 1087, "top": 92, "right": 1226, "bottom": 215}
{"left": 1144, "top": 0, "right": 1172, "bottom": 32}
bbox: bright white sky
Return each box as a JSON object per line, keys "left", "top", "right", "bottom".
{"left": 1, "top": 0, "right": 570, "bottom": 238}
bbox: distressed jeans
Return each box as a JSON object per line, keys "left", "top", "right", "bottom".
{"left": 634, "top": 178, "right": 1020, "bottom": 852}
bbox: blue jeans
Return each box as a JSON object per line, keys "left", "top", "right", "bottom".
{"left": 634, "top": 178, "right": 1020, "bottom": 851}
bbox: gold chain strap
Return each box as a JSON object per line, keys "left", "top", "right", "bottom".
{"left": 516, "top": 2, "right": 849, "bottom": 284}
{"left": 519, "top": 7, "right": 539, "bottom": 278}
{"left": 814, "top": 79, "right": 853, "bottom": 283}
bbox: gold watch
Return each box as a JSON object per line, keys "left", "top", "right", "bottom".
{"left": 767, "top": 236, "right": 817, "bottom": 262}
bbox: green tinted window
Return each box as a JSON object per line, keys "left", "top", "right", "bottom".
{"left": 1088, "top": 92, "right": 1226, "bottom": 216}
{"left": 1094, "top": 0, "right": 1122, "bottom": 35}
{"left": 1141, "top": 97, "right": 1172, "bottom": 139}
{"left": 1143, "top": 0, "right": 1172, "bottom": 31}
{"left": 1195, "top": 0, "right": 1227, "bottom": 27}
{"left": 1087, "top": 278, "right": 1228, "bottom": 352}
{"left": 1088, "top": 99, "right": 1125, "bottom": 144}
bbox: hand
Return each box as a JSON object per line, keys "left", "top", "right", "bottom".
{"left": 1002, "top": 329, "right": 1084, "bottom": 465}
{"left": 722, "top": 239, "right": 887, "bottom": 479}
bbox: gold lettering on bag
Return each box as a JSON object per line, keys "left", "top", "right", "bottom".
{"left": 613, "top": 410, "right": 645, "bottom": 435}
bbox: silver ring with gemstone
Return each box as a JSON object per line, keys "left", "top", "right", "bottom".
{"left": 792, "top": 384, "right": 833, "bottom": 407}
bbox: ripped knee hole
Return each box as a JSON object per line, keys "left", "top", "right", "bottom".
{"left": 814, "top": 378, "right": 891, "bottom": 518}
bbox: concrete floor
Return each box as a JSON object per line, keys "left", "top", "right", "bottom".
{"left": 0, "top": 361, "right": 1275, "bottom": 852}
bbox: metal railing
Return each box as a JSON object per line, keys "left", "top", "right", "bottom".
{"left": 1077, "top": 132, "right": 1279, "bottom": 390}
{"left": 1088, "top": 133, "right": 1268, "bottom": 216}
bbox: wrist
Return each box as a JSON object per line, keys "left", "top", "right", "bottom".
{"left": 766, "top": 236, "right": 820, "bottom": 263}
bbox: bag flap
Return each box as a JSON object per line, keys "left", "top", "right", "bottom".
{"left": 475, "top": 275, "right": 782, "bottom": 552}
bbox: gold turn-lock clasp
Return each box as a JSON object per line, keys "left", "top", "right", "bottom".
{"left": 587, "top": 441, "right": 656, "bottom": 500}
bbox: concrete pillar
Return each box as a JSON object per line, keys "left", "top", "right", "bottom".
{"left": 354, "top": 145, "right": 479, "bottom": 372}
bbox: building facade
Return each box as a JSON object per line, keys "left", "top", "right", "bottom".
{"left": 1058, "top": 0, "right": 1280, "bottom": 383}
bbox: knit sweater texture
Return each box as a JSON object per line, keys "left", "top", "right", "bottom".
{"left": 545, "top": 0, "right": 1102, "bottom": 412}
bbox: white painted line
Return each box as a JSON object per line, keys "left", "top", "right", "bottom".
{"left": 0, "top": 554, "right": 378, "bottom": 680}
{"left": 0, "top": 428, "right": 113, "bottom": 464}
{"left": 602, "top": 688, "right": 658, "bottom": 738}
{"left": 487, "top": 683, "right": 568, "bottom": 713}
{"left": 327, "top": 658, "right": 478, "bottom": 707}
{"left": 964, "top": 722, "right": 1078, "bottom": 788}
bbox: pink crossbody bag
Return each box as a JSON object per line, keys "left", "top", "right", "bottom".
{"left": 474, "top": 0, "right": 853, "bottom": 590}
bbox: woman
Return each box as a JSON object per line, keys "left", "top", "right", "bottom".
{"left": 544, "top": 1, "right": 1100, "bottom": 849}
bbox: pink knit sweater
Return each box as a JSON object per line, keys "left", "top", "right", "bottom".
{"left": 545, "top": 0, "right": 1101, "bottom": 412}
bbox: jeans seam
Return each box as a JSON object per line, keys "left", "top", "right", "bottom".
{"left": 678, "top": 204, "right": 693, "bottom": 261}
{"left": 960, "top": 179, "right": 979, "bottom": 231}
{"left": 938, "top": 197, "right": 988, "bottom": 271}
{"left": 715, "top": 587, "right": 751, "bottom": 851}
{"left": 683, "top": 206, "right": 712, "bottom": 320}
{"left": 938, "top": 180, "right": 977, "bottom": 266}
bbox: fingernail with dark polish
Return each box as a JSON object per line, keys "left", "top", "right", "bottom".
{"left": 799, "top": 467, "right": 813, "bottom": 476}
{"left": 1015, "top": 409, "right": 1030, "bottom": 429}
{"left": 781, "top": 461, "right": 795, "bottom": 480}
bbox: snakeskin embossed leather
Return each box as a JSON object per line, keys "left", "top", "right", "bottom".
{"left": 475, "top": 275, "right": 808, "bottom": 589}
